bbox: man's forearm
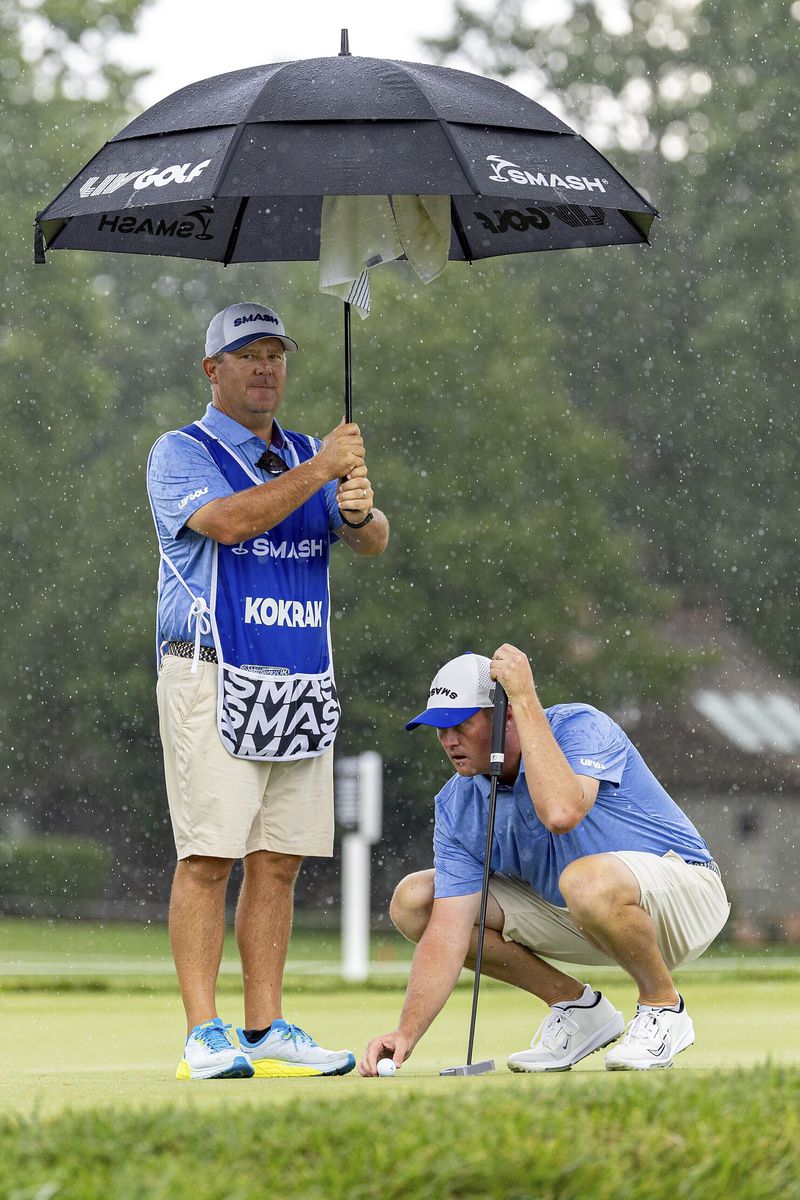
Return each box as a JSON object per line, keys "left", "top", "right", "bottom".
{"left": 188, "top": 457, "right": 331, "bottom": 544}
{"left": 396, "top": 927, "right": 467, "bottom": 1049}
{"left": 512, "top": 694, "right": 589, "bottom": 832}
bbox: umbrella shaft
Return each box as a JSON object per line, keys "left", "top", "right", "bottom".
{"left": 344, "top": 301, "right": 352, "bottom": 424}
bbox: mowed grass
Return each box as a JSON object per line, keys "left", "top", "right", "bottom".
{"left": 1, "top": 1060, "right": 799, "bottom": 1199}
{"left": 2, "top": 919, "right": 800, "bottom": 1198}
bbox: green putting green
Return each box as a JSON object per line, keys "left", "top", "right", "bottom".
{"left": 2, "top": 972, "right": 799, "bottom": 1117}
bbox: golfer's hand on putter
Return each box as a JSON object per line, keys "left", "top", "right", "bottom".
{"left": 358, "top": 1032, "right": 409, "bottom": 1076}
{"left": 318, "top": 419, "right": 365, "bottom": 481}
{"left": 490, "top": 643, "right": 535, "bottom": 704}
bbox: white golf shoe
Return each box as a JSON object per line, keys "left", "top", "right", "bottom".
{"left": 176, "top": 1017, "right": 254, "bottom": 1080}
{"left": 605, "top": 998, "right": 695, "bottom": 1071}
{"left": 236, "top": 1019, "right": 356, "bottom": 1078}
{"left": 507, "top": 986, "right": 624, "bottom": 1073}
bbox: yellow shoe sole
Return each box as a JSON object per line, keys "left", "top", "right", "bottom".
{"left": 252, "top": 1058, "right": 326, "bottom": 1078}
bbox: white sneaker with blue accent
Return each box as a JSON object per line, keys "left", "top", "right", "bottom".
{"left": 507, "top": 986, "right": 625, "bottom": 1073}
{"left": 237, "top": 1019, "right": 356, "bottom": 1078}
{"left": 605, "top": 998, "right": 695, "bottom": 1071}
{"left": 176, "top": 1017, "right": 254, "bottom": 1080}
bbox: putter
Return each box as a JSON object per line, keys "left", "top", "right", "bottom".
{"left": 440, "top": 682, "right": 508, "bottom": 1077}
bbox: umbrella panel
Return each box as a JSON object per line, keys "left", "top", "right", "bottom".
{"left": 225, "top": 123, "right": 471, "bottom": 196}
{"left": 449, "top": 125, "right": 649, "bottom": 209}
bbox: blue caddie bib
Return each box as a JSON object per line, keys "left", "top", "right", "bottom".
{"left": 157, "top": 420, "right": 340, "bottom": 762}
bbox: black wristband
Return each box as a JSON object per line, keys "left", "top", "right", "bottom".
{"left": 340, "top": 509, "right": 374, "bottom": 530}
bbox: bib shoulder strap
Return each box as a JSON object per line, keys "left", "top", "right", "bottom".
{"left": 179, "top": 422, "right": 257, "bottom": 488}
{"left": 282, "top": 428, "right": 319, "bottom": 465}
{"left": 179, "top": 421, "right": 213, "bottom": 448}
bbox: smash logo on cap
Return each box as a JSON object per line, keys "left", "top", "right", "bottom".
{"left": 233, "top": 311, "right": 279, "bottom": 329}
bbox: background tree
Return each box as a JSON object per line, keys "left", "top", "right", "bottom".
{"left": 428, "top": 0, "right": 799, "bottom": 671}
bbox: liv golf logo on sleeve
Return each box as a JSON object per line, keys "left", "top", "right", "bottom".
{"left": 218, "top": 666, "right": 341, "bottom": 760}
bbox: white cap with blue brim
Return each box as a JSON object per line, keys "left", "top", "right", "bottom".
{"left": 405, "top": 653, "right": 496, "bottom": 730}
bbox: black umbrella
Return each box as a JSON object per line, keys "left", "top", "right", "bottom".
{"left": 35, "top": 30, "right": 658, "bottom": 419}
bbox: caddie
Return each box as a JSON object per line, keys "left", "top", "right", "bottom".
{"left": 146, "top": 302, "right": 389, "bottom": 1080}
{"left": 360, "top": 644, "right": 729, "bottom": 1076}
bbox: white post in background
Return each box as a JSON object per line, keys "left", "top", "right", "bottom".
{"left": 341, "top": 834, "right": 370, "bottom": 982}
{"left": 335, "top": 751, "right": 383, "bottom": 982}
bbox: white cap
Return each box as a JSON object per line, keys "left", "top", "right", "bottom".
{"left": 405, "top": 653, "right": 495, "bottom": 730}
{"left": 204, "top": 303, "right": 298, "bottom": 356}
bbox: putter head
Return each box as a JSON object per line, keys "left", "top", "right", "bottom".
{"left": 440, "top": 1059, "right": 495, "bottom": 1076}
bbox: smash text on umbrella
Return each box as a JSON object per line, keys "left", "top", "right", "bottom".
{"left": 485, "top": 156, "right": 608, "bottom": 192}
{"left": 96, "top": 207, "right": 214, "bottom": 241}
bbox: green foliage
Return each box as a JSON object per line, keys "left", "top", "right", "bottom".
{"left": 39, "top": 0, "right": 142, "bottom": 41}
{"left": 0, "top": 1066, "right": 798, "bottom": 1199}
{"left": 428, "top": 0, "right": 800, "bottom": 672}
{"left": 0, "top": 836, "right": 108, "bottom": 911}
{"left": 0, "top": 0, "right": 167, "bottom": 858}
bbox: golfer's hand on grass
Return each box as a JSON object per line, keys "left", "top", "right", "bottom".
{"left": 358, "top": 1031, "right": 410, "bottom": 1076}
{"left": 336, "top": 462, "right": 374, "bottom": 522}
{"left": 490, "top": 643, "right": 536, "bottom": 705}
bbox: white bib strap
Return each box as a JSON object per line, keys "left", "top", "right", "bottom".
{"left": 187, "top": 597, "right": 212, "bottom": 673}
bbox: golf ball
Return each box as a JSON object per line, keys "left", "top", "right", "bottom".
{"left": 377, "top": 1059, "right": 397, "bottom": 1077}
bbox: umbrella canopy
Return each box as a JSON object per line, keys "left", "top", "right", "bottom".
{"left": 35, "top": 37, "right": 658, "bottom": 414}
{"left": 36, "top": 50, "right": 657, "bottom": 263}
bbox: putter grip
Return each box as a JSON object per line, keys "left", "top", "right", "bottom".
{"left": 489, "top": 683, "right": 508, "bottom": 777}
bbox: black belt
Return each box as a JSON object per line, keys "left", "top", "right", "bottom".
{"left": 688, "top": 859, "right": 721, "bottom": 878}
{"left": 166, "top": 640, "right": 218, "bottom": 663}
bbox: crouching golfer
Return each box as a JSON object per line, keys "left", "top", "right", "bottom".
{"left": 360, "top": 644, "right": 729, "bottom": 1075}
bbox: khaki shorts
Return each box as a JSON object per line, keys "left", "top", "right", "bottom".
{"left": 489, "top": 850, "right": 730, "bottom": 971}
{"left": 156, "top": 655, "right": 334, "bottom": 860}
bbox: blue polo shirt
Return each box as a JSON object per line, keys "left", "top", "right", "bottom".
{"left": 146, "top": 403, "right": 342, "bottom": 646}
{"left": 433, "top": 703, "right": 711, "bottom": 907}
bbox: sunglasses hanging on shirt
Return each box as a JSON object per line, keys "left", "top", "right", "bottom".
{"left": 256, "top": 449, "right": 289, "bottom": 475}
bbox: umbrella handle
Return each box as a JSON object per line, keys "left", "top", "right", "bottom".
{"left": 344, "top": 300, "right": 353, "bottom": 424}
